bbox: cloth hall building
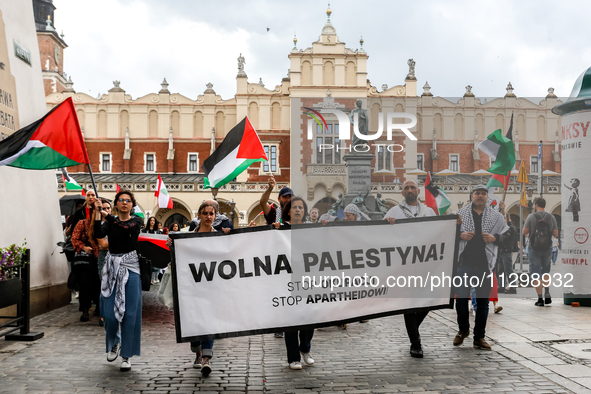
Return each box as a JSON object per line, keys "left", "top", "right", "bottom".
{"left": 48, "top": 8, "right": 563, "bottom": 229}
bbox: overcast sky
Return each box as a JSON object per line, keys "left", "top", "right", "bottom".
{"left": 53, "top": 0, "right": 590, "bottom": 101}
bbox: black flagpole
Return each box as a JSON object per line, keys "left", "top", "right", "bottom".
{"left": 87, "top": 164, "right": 99, "bottom": 199}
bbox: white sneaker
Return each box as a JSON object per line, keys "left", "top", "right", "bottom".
{"left": 301, "top": 352, "right": 314, "bottom": 365}
{"left": 120, "top": 357, "right": 131, "bottom": 372}
{"left": 289, "top": 361, "right": 302, "bottom": 370}
{"left": 107, "top": 343, "right": 120, "bottom": 362}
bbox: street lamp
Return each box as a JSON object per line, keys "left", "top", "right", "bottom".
{"left": 211, "top": 187, "right": 219, "bottom": 201}
{"left": 229, "top": 199, "right": 236, "bottom": 226}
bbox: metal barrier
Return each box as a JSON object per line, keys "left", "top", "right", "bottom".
{"left": 0, "top": 249, "right": 44, "bottom": 341}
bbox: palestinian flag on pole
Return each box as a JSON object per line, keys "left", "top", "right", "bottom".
{"left": 424, "top": 172, "right": 451, "bottom": 215}
{"left": 61, "top": 168, "right": 82, "bottom": 191}
{"left": 0, "top": 97, "right": 89, "bottom": 169}
{"left": 202, "top": 116, "right": 268, "bottom": 189}
{"left": 478, "top": 127, "right": 515, "bottom": 175}
{"left": 486, "top": 113, "right": 514, "bottom": 207}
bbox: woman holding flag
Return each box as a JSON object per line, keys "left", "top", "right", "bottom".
{"left": 94, "top": 189, "right": 144, "bottom": 372}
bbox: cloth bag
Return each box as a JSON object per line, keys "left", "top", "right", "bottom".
{"left": 157, "top": 264, "right": 174, "bottom": 309}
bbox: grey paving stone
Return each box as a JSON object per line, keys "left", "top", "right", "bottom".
{"left": 0, "top": 289, "right": 581, "bottom": 393}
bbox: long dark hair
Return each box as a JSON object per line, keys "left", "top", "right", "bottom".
{"left": 147, "top": 216, "right": 159, "bottom": 230}
{"left": 281, "top": 201, "right": 291, "bottom": 223}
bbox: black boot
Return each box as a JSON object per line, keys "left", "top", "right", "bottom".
{"left": 410, "top": 343, "right": 423, "bottom": 358}
{"left": 80, "top": 309, "right": 90, "bottom": 322}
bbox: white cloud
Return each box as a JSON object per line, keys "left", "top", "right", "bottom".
{"left": 56, "top": 0, "right": 252, "bottom": 99}
{"left": 53, "top": 0, "right": 591, "bottom": 100}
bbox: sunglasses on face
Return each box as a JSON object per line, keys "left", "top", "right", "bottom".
{"left": 118, "top": 198, "right": 132, "bottom": 204}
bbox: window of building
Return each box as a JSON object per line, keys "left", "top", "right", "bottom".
{"left": 187, "top": 153, "right": 199, "bottom": 173}
{"left": 376, "top": 145, "right": 392, "bottom": 171}
{"left": 315, "top": 123, "right": 341, "bottom": 164}
{"left": 100, "top": 153, "right": 112, "bottom": 173}
{"left": 145, "top": 153, "right": 156, "bottom": 173}
{"left": 417, "top": 154, "right": 424, "bottom": 171}
{"left": 450, "top": 154, "right": 459, "bottom": 172}
{"left": 530, "top": 156, "right": 538, "bottom": 173}
{"left": 263, "top": 145, "right": 278, "bottom": 173}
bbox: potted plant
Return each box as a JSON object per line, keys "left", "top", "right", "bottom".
{"left": 0, "top": 240, "right": 27, "bottom": 310}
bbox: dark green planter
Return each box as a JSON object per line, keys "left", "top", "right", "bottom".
{"left": 564, "top": 294, "right": 591, "bottom": 307}
{"left": 0, "top": 278, "right": 23, "bottom": 309}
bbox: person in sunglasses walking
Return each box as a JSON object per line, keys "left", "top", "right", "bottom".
{"left": 94, "top": 189, "right": 144, "bottom": 372}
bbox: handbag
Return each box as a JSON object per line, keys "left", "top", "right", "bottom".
{"left": 138, "top": 254, "right": 152, "bottom": 291}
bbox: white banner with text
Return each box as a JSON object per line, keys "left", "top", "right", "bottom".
{"left": 170, "top": 216, "right": 458, "bottom": 342}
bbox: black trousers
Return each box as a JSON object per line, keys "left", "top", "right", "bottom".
{"left": 404, "top": 311, "right": 429, "bottom": 346}
{"left": 73, "top": 258, "right": 100, "bottom": 312}
{"left": 284, "top": 329, "right": 314, "bottom": 363}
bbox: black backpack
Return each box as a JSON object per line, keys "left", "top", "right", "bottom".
{"left": 530, "top": 213, "right": 552, "bottom": 251}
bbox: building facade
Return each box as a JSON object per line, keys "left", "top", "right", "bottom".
{"left": 48, "top": 7, "right": 563, "bottom": 229}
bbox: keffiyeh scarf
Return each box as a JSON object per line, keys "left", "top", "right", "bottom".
{"left": 398, "top": 199, "right": 427, "bottom": 218}
{"left": 344, "top": 204, "right": 370, "bottom": 221}
{"left": 101, "top": 250, "right": 140, "bottom": 323}
{"left": 458, "top": 203, "right": 509, "bottom": 272}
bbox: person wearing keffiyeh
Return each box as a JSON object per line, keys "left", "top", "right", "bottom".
{"left": 383, "top": 180, "right": 436, "bottom": 359}
{"left": 94, "top": 189, "right": 144, "bottom": 372}
{"left": 343, "top": 203, "right": 370, "bottom": 221}
{"left": 453, "top": 184, "right": 509, "bottom": 351}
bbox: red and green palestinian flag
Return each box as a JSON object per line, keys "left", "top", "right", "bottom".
{"left": 478, "top": 119, "right": 515, "bottom": 176}
{"left": 202, "top": 116, "right": 267, "bottom": 189}
{"left": 425, "top": 172, "right": 451, "bottom": 215}
{"left": 0, "top": 97, "right": 89, "bottom": 169}
{"left": 486, "top": 113, "right": 514, "bottom": 207}
{"left": 61, "top": 168, "right": 82, "bottom": 191}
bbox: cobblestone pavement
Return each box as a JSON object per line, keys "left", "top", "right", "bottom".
{"left": 0, "top": 287, "right": 585, "bottom": 393}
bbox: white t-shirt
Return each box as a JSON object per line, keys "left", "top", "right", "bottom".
{"left": 383, "top": 204, "right": 437, "bottom": 220}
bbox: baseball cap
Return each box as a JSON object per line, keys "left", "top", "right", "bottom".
{"left": 278, "top": 187, "right": 293, "bottom": 197}
{"left": 471, "top": 184, "right": 488, "bottom": 192}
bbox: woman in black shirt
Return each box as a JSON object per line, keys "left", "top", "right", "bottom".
{"left": 94, "top": 189, "right": 144, "bottom": 372}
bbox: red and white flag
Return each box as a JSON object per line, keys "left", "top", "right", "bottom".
{"left": 155, "top": 175, "right": 173, "bottom": 209}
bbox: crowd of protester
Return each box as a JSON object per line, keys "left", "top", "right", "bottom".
{"left": 58, "top": 174, "right": 559, "bottom": 375}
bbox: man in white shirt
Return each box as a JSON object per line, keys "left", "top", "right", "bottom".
{"left": 384, "top": 180, "right": 436, "bottom": 222}
{"left": 383, "top": 180, "right": 435, "bottom": 358}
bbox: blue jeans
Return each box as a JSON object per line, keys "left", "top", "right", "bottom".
{"left": 101, "top": 271, "right": 141, "bottom": 358}
{"left": 455, "top": 266, "right": 492, "bottom": 340}
{"left": 191, "top": 339, "right": 214, "bottom": 358}
{"left": 528, "top": 248, "right": 552, "bottom": 276}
